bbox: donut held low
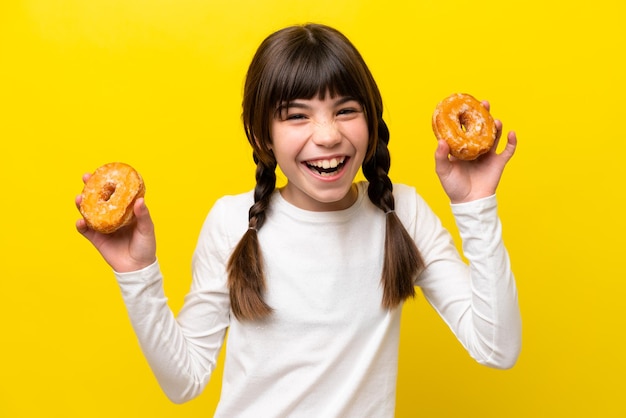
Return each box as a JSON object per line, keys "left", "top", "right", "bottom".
{"left": 432, "top": 93, "right": 497, "bottom": 160}
{"left": 79, "top": 162, "right": 145, "bottom": 233}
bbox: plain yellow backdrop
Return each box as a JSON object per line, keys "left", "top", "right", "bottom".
{"left": 1, "top": 0, "right": 624, "bottom": 417}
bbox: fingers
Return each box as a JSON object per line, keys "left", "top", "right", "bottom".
{"left": 75, "top": 218, "right": 89, "bottom": 234}
{"left": 499, "top": 131, "right": 517, "bottom": 162}
{"left": 76, "top": 176, "right": 88, "bottom": 227}
{"left": 494, "top": 119, "right": 503, "bottom": 140}
{"left": 75, "top": 194, "right": 90, "bottom": 236}
{"left": 490, "top": 119, "right": 504, "bottom": 152}
{"left": 75, "top": 217, "right": 100, "bottom": 246}
{"left": 434, "top": 139, "right": 453, "bottom": 177}
{"left": 434, "top": 139, "right": 450, "bottom": 163}
{"left": 134, "top": 198, "right": 148, "bottom": 221}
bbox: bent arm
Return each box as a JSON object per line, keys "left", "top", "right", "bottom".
{"left": 414, "top": 194, "right": 521, "bottom": 369}
{"left": 115, "top": 259, "right": 229, "bottom": 403}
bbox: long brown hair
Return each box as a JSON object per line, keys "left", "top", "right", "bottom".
{"left": 227, "top": 23, "right": 424, "bottom": 321}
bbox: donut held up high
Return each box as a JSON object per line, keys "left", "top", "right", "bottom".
{"left": 432, "top": 93, "right": 497, "bottom": 160}
{"left": 79, "top": 162, "right": 145, "bottom": 233}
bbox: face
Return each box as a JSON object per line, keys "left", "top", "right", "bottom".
{"left": 269, "top": 94, "right": 370, "bottom": 211}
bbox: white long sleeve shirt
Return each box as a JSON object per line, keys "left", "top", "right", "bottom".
{"left": 115, "top": 182, "right": 521, "bottom": 417}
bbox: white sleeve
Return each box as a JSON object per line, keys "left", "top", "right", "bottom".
{"left": 410, "top": 193, "right": 521, "bottom": 369}
{"left": 114, "top": 201, "right": 233, "bottom": 403}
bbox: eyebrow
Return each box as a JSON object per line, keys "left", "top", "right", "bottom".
{"left": 278, "top": 96, "right": 359, "bottom": 110}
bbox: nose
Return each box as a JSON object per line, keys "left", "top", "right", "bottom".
{"left": 311, "top": 120, "right": 342, "bottom": 147}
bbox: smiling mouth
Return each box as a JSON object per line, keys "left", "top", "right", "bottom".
{"left": 305, "top": 157, "right": 347, "bottom": 177}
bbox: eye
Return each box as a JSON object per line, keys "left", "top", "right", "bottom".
{"left": 336, "top": 103, "right": 363, "bottom": 118}
{"left": 286, "top": 113, "right": 307, "bottom": 121}
{"left": 337, "top": 108, "right": 356, "bottom": 116}
{"left": 275, "top": 106, "right": 307, "bottom": 121}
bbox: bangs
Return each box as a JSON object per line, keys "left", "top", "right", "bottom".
{"left": 269, "top": 41, "right": 367, "bottom": 108}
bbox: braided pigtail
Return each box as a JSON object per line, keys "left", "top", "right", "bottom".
{"left": 227, "top": 154, "right": 276, "bottom": 321}
{"left": 363, "top": 119, "right": 425, "bottom": 309}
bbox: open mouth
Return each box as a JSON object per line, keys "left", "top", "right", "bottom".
{"left": 305, "top": 157, "right": 347, "bottom": 177}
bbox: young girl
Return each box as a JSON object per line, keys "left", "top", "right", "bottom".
{"left": 76, "top": 23, "right": 521, "bottom": 417}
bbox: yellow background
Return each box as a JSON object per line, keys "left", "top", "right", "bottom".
{"left": 1, "top": 0, "right": 624, "bottom": 417}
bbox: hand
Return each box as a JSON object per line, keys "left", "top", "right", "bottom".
{"left": 434, "top": 101, "right": 517, "bottom": 204}
{"left": 75, "top": 173, "right": 157, "bottom": 272}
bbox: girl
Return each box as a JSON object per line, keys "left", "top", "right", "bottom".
{"left": 76, "top": 23, "right": 521, "bottom": 417}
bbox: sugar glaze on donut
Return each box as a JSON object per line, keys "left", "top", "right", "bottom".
{"left": 79, "top": 162, "right": 145, "bottom": 233}
{"left": 432, "top": 93, "right": 497, "bottom": 160}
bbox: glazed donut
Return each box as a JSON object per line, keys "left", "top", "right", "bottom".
{"left": 432, "top": 93, "right": 497, "bottom": 160}
{"left": 79, "top": 162, "right": 145, "bottom": 233}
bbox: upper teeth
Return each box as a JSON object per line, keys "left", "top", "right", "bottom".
{"left": 308, "top": 157, "right": 345, "bottom": 169}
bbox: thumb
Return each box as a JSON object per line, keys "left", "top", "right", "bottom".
{"left": 499, "top": 131, "right": 518, "bottom": 162}
{"left": 133, "top": 198, "right": 155, "bottom": 236}
{"left": 434, "top": 139, "right": 452, "bottom": 175}
{"left": 128, "top": 197, "right": 157, "bottom": 268}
